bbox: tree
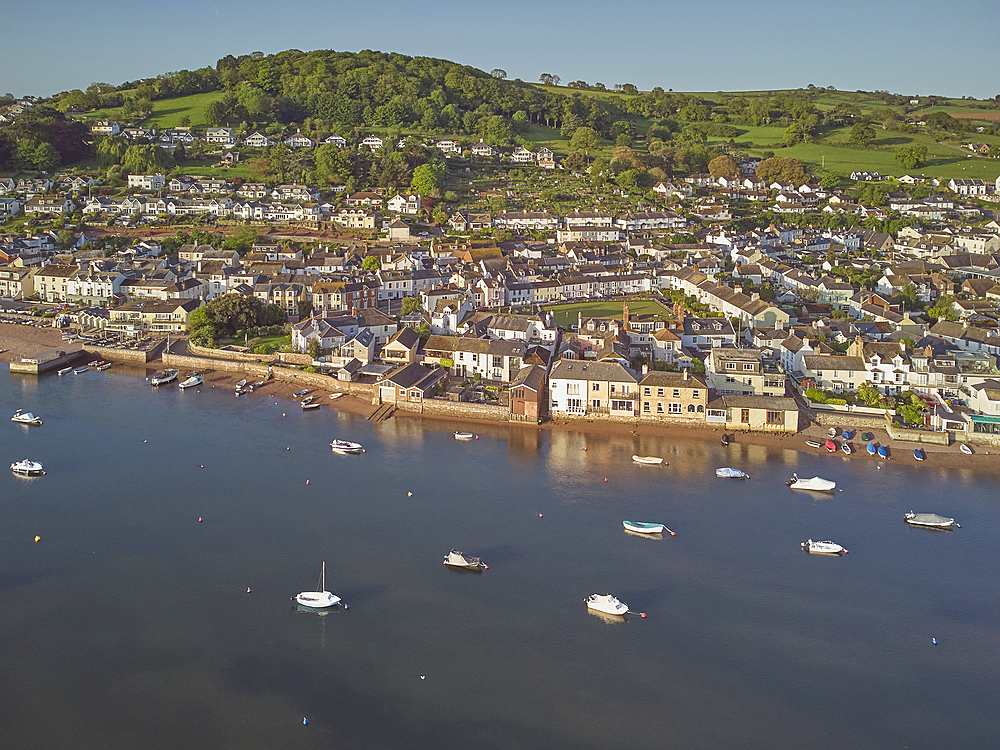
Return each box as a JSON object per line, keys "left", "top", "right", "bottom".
{"left": 568, "top": 126, "right": 600, "bottom": 161}
{"left": 261, "top": 303, "right": 286, "bottom": 327}
{"left": 204, "top": 100, "right": 227, "bottom": 127}
{"left": 206, "top": 292, "right": 263, "bottom": 335}
{"left": 848, "top": 123, "right": 877, "bottom": 148}
{"left": 708, "top": 154, "right": 739, "bottom": 178}
{"left": 361, "top": 255, "right": 381, "bottom": 271}
{"left": 307, "top": 337, "right": 321, "bottom": 359}
{"left": 411, "top": 162, "right": 446, "bottom": 196}
{"left": 895, "top": 144, "right": 928, "bottom": 169}
{"left": 856, "top": 382, "right": 883, "bottom": 407}
{"left": 490, "top": 69, "right": 507, "bottom": 80}
{"left": 539, "top": 73, "right": 560, "bottom": 86}
{"left": 927, "top": 295, "right": 958, "bottom": 321}
{"left": 755, "top": 157, "right": 810, "bottom": 185}
{"left": 30, "top": 141, "right": 61, "bottom": 172}
{"left": 820, "top": 172, "right": 841, "bottom": 189}
{"left": 296, "top": 300, "right": 312, "bottom": 320}
{"left": 401, "top": 296, "right": 422, "bottom": 315}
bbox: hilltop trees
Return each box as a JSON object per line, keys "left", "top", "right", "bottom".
{"left": 708, "top": 154, "right": 739, "bottom": 178}
{"left": 755, "top": 157, "right": 810, "bottom": 185}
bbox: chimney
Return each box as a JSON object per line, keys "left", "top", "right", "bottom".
{"left": 351, "top": 306, "right": 358, "bottom": 316}
{"left": 642, "top": 364, "right": 649, "bottom": 376}
{"left": 683, "top": 368, "right": 689, "bottom": 380}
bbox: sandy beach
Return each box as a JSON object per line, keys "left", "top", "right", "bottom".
{"left": 4, "top": 321, "right": 994, "bottom": 473}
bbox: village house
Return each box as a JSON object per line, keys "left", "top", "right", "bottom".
{"left": 639, "top": 369, "right": 708, "bottom": 423}
{"left": 705, "top": 394, "right": 799, "bottom": 433}
{"left": 548, "top": 360, "right": 639, "bottom": 418}
{"left": 509, "top": 365, "right": 547, "bottom": 422}
{"left": 375, "top": 362, "right": 446, "bottom": 405}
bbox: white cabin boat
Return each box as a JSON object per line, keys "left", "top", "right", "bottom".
{"left": 330, "top": 440, "right": 363, "bottom": 454}
{"left": 585, "top": 593, "right": 628, "bottom": 617}
{"left": 443, "top": 549, "right": 487, "bottom": 570}
{"left": 801, "top": 539, "right": 848, "bottom": 554}
{"left": 294, "top": 562, "right": 341, "bottom": 608}
{"left": 904, "top": 511, "right": 960, "bottom": 528}
{"left": 716, "top": 467, "right": 748, "bottom": 479}
{"left": 454, "top": 431, "right": 475, "bottom": 440}
{"left": 786, "top": 473, "right": 837, "bottom": 492}
{"left": 10, "top": 459, "right": 44, "bottom": 476}
{"left": 178, "top": 373, "right": 204, "bottom": 389}
{"left": 632, "top": 455, "right": 664, "bottom": 465}
{"left": 11, "top": 410, "right": 43, "bottom": 425}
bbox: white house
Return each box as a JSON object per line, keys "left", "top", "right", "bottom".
{"left": 127, "top": 174, "right": 166, "bottom": 191}
{"left": 387, "top": 193, "right": 422, "bottom": 215}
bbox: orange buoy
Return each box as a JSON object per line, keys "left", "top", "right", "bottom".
{"left": 34, "top": 535, "right": 41, "bottom": 543}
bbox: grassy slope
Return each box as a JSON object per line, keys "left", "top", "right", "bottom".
{"left": 546, "top": 299, "right": 669, "bottom": 328}
{"left": 80, "top": 91, "right": 225, "bottom": 129}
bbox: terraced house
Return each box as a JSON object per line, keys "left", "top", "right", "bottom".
{"left": 548, "top": 360, "right": 639, "bottom": 417}
{"left": 638, "top": 369, "right": 708, "bottom": 423}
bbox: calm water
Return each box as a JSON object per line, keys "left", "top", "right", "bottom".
{"left": 2, "top": 367, "right": 1000, "bottom": 750}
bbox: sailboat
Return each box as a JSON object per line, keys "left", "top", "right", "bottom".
{"left": 294, "top": 562, "right": 341, "bottom": 608}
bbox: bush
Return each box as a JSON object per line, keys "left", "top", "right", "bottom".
{"left": 804, "top": 388, "right": 827, "bottom": 403}
{"left": 302, "top": 366, "right": 318, "bottom": 373}
{"left": 826, "top": 398, "right": 847, "bottom": 406}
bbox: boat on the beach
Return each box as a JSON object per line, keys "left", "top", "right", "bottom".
{"left": 786, "top": 473, "right": 837, "bottom": 492}
{"left": 247, "top": 380, "right": 265, "bottom": 391}
{"left": 914, "top": 448, "right": 925, "bottom": 461}
{"left": 801, "top": 539, "right": 848, "bottom": 555}
{"left": 151, "top": 369, "right": 179, "bottom": 386}
{"left": 632, "top": 455, "right": 664, "bottom": 465}
{"left": 293, "top": 561, "right": 341, "bottom": 608}
{"left": 57, "top": 366, "right": 73, "bottom": 375}
{"left": 960, "top": 443, "right": 974, "bottom": 455}
{"left": 178, "top": 373, "right": 203, "bottom": 389}
{"left": 235, "top": 378, "right": 247, "bottom": 390}
{"left": 716, "top": 467, "right": 749, "bottom": 479}
{"left": 11, "top": 410, "right": 42, "bottom": 425}
{"left": 622, "top": 520, "right": 668, "bottom": 535}
{"left": 827, "top": 427, "right": 838, "bottom": 438}
{"left": 904, "top": 511, "right": 960, "bottom": 529}
{"left": 454, "top": 431, "right": 475, "bottom": 440}
{"left": 877, "top": 445, "right": 890, "bottom": 460}
{"left": 825, "top": 439, "right": 837, "bottom": 452}
{"left": 72, "top": 366, "right": 89, "bottom": 374}
{"left": 805, "top": 440, "right": 823, "bottom": 449}
{"left": 95, "top": 361, "right": 111, "bottom": 371}
{"left": 861, "top": 432, "right": 874, "bottom": 442}
{"left": 300, "top": 395, "right": 315, "bottom": 406}
{"left": 721, "top": 434, "right": 730, "bottom": 446}
{"left": 10, "top": 459, "right": 45, "bottom": 476}
{"left": 330, "top": 440, "right": 363, "bottom": 454}
{"left": 841, "top": 442, "right": 853, "bottom": 455}
{"left": 443, "top": 549, "right": 488, "bottom": 570}
{"left": 866, "top": 442, "right": 877, "bottom": 456}
{"left": 329, "top": 393, "right": 344, "bottom": 400}
{"left": 302, "top": 401, "right": 320, "bottom": 410}
{"left": 585, "top": 593, "right": 629, "bottom": 617}
{"left": 842, "top": 430, "right": 854, "bottom": 441}
{"left": 293, "top": 389, "right": 309, "bottom": 398}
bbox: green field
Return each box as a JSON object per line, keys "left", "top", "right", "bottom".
{"left": 80, "top": 91, "right": 224, "bottom": 130}
{"left": 546, "top": 298, "right": 669, "bottom": 328}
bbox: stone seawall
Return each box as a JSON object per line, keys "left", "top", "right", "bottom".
{"left": 84, "top": 339, "right": 164, "bottom": 364}
{"left": 393, "top": 399, "right": 511, "bottom": 422}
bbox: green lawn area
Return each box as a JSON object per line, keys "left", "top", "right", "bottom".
{"left": 174, "top": 160, "right": 255, "bottom": 180}
{"left": 79, "top": 91, "right": 225, "bottom": 130}
{"left": 546, "top": 298, "right": 670, "bottom": 329}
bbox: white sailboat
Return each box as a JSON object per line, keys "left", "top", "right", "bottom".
{"left": 294, "top": 562, "right": 341, "bottom": 608}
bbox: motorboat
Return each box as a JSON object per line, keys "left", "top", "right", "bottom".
{"left": 827, "top": 427, "right": 838, "bottom": 438}
{"left": 57, "top": 366, "right": 73, "bottom": 375}
{"left": 96, "top": 361, "right": 112, "bottom": 371}
{"left": 842, "top": 430, "right": 854, "bottom": 440}
{"left": 960, "top": 443, "right": 974, "bottom": 455}
{"left": 904, "top": 511, "right": 960, "bottom": 529}
{"left": 330, "top": 440, "right": 364, "bottom": 454}
{"left": 877, "top": 445, "right": 890, "bottom": 460}
{"left": 301, "top": 401, "right": 320, "bottom": 410}
{"left": 293, "top": 389, "right": 310, "bottom": 398}
{"left": 841, "top": 442, "right": 853, "bottom": 456}
{"left": 87, "top": 360, "right": 102, "bottom": 368}
{"left": 866, "top": 442, "right": 877, "bottom": 456}
{"left": 914, "top": 448, "right": 925, "bottom": 462}
{"left": 454, "top": 431, "right": 475, "bottom": 439}
{"left": 72, "top": 366, "right": 89, "bottom": 374}
{"left": 801, "top": 539, "right": 848, "bottom": 555}
{"left": 10, "top": 459, "right": 45, "bottom": 476}
{"left": 293, "top": 561, "right": 341, "bottom": 608}
{"left": 622, "top": 521, "right": 670, "bottom": 535}
{"left": 825, "top": 439, "right": 837, "bottom": 452}
{"left": 11, "top": 410, "right": 42, "bottom": 425}
{"left": 786, "top": 473, "right": 836, "bottom": 492}
{"left": 632, "top": 455, "right": 664, "bottom": 465}
{"left": 443, "top": 549, "right": 488, "bottom": 570}
{"left": 235, "top": 378, "right": 247, "bottom": 390}
{"left": 151, "top": 369, "right": 179, "bottom": 386}
{"left": 716, "top": 467, "right": 749, "bottom": 479}
{"left": 178, "top": 373, "right": 204, "bottom": 389}
{"left": 805, "top": 440, "right": 823, "bottom": 449}
{"left": 300, "top": 395, "right": 315, "bottom": 406}
{"left": 585, "top": 593, "right": 629, "bottom": 617}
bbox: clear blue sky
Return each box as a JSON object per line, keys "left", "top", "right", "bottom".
{"left": 2, "top": 0, "right": 997, "bottom": 100}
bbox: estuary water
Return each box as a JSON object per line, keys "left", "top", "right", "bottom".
{"left": 2, "top": 367, "right": 999, "bottom": 750}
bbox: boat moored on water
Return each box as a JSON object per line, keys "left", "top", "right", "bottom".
{"left": 721, "top": 434, "right": 730, "bottom": 446}
{"left": 443, "top": 549, "right": 488, "bottom": 570}
{"left": 301, "top": 401, "right": 320, "bottom": 410}
{"left": 57, "top": 366, "right": 73, "bottom": 375}
{"left": 914, "top": 448, "right": 925, "bottom": 461}
{"left": 293, "top": 562, "right": 341, "bottom": 608}
{"left": 801, "top": 539, "right": 848, "bottom": 555}
{"left": 786, "top": 473, "right": 837, "bottom": 492}
{"left": 904, "top": 511, "right": 960, "bottom": 529}
{"left": 331, "top": 440, "right": 363, "bottom": 454}
{"left": 623, "top": 520, "right": 672, "bottom": 536}
{"left": 960, "top": 443, "right": 974, "bottom": 455}
{"left": 585, "top": 593, "right": 629, "bottom": 617}
{"left": 11, "top": 410, "right": 42, "bottom": 425}
{"left": 716, "top": 467, "right": 749, "bottom": 479}
{"left": 72, "top": 366, "right": 89, "bottom": 374}
{"left": 300, "top": 395, "right": 315, "bottom": 406}
{"left": 454, "top": 431, "right": 475, "bottom": 440}
{"left": 95, "top": 361, "right": 111, "bottom": 371}
{"left": 10, "top": 459, "right": 45, "bottom": 476}
{"left": 178, "top": 373, "right": 204, "bottom": 389}
{"left": 632, "top": 455, "right": 664, "bottom": 465}
{"left": 151, "top": 369, "right": 179, "bottom": 386}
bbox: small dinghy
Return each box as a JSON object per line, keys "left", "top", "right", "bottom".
{"left": 293, "top": 561, "right": 341, "bottom": 608}
{"left": 842, "top": 430, "right": 854, "bottom": 440}
{"left": 825, "top": 439, "right": 837, "bottom": 453}
{"left": 914, "top": 448, "right": 925, "bottom": 462}
{"left": 302, "top": 402, "right": 320, "bottom": 410}
{"left": 904, "top": 511, "right": 960, "bottom": 529}
{"left": 11, "top": 410, "right": 42, "bottom": 425}
{"left": 721, "top": 434, "right": 730, "bottom": 446}
{"left": 841, "top": 442, "right": 853, "bottom": 455}
{"left": 235, "top": 378, "right": 247, "bottom": 390}
{"left": 716, "top": 467, "right": 749, "bottom": 479}
{"left": 861, "top": 432, "right": 874, "bottom": 442}
{"left": 632, "top": 455, "right": 664, "bottom": 465}
{"left": 454, "top": 431, "right": 475, "bottom": 440}
{"left": 443, "top": 549, "right": 487, "bottom": 570}
{"left": 330, "top": 440, "right": 363, "bottom": 454}
{"left": 801, "top": 539, "right": 848, "bottom": 555}
{"left": 73, "top": 366, "right": 89, "bottom": 374}
{"left": 786, "top": 473, "right": 836, "bottom": 492}
{"left": 585, "top": 593, "right": 629, "bottom": 617}
{"left": 300, "top": 395, "right": 315, "bottom": 406}
{"left": 866, "top": 442, "right": 877, "bottom": 456}
{"left": 248, "top": 381, "right": 265, "bottom": 391}
{"left": 960, "top": 444, "right": 974, "bottom": 455}
{"left": 827, "top": 427, "right": 838, "bottom": 438}
{"left": 96, "top": 361, "right": 111, "bottom": 371}
{"left": 329, "top": 393, "right": 344, "bottom": 400}
{"left": 805, "top": 440, "right": 823, "bottom": 449}
{"left": 57, "top": 366, "right": 73, "bottom": 375}
{"left": 623, "top": 520, "right": 672, "bottom": 535}
{"left": 877, "top": 445, "right": 889, "bottom": 460}
{"left": 10, "top": 459, "right": 45, "bottom": 476}
{"left": 151, "top": 369, "right": 179, "bottom": 386}
{"left": 293, "top": 389, "right": 309, "bottom": 398}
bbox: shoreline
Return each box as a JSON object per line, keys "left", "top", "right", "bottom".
{"left": 3, "top": 322, "right": 995, "bottom": 474}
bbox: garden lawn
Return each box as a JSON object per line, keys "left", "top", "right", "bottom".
{"left": 546, "top": 298, "right": 670, "bottom": 329}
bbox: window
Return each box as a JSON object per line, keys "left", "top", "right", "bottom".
{"left": 611, "top": 400, "right": 632, "bottom": 412}
{"left": 643, "top": 387, "right": 651, "bottom": 396}
{"left": 592, "top": 399, "right": 601, "bottom": 409}
{"left": 741, "top": 409, "right": 750, "bottom": 424}
{"left": 766, "top": 410, "right": 783, "bottom": 425}
{"left": 726, "top": 376, "right": 736, "bottom": 384}
{"left": 610, "top": 384, "right": 616, "bottom": 393}
{"left": 657, "top": 402, "right": 664, "bottom": 413}
{"left": 669, "top": 403, "right": 682, "bottom": 414}
{"left": 692, "top": 390, "right": 700, "bottom": 399}
{"left": 697, "top": 404, "right": 704, "bottom": 413}
{"left": 743, "top": 363, "right": 754, "bottom": 371}
{"left": 567, "top": 398, "right": 581, "bottom": 410}
{"left": 657, "top": 388, "right": 664, "bottom": 397}
{"left": 725, "top": 362, "right": 737, "bottom": 370}
{"left": 566, "top": 383, "right": 579, "bottom": 395}
{"left": 673, "top": 388, "right": 680, "bottom": 398}
{"left": 643, "top": 401, "right": 650, "bottom": 412}
{"left": 593, "top": 382, "right": 600, "bottom": 391}
{"left": 687, "top": 404, "right": 695, "bottom": 412}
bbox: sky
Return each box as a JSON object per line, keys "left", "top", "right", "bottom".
{"left": 2, "top": 0, "right": 997, "bottom": 100}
